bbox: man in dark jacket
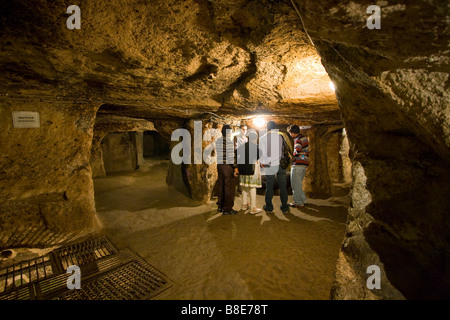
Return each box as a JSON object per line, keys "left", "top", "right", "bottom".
{"left": 216, "top": 124, "right": 239, "bottom": 215}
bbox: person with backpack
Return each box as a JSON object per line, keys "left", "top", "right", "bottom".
{"left": 237, "top": 129, "right": 263, "bottom": 214}
{"left": 259, "top": 121, "right": 290, "bottom": 214}
{"left": 288, "top": 124, "right": 309, "bottom": 209}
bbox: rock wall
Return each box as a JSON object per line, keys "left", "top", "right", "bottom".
{"left": 294, "top": 0, "right": 450, "bottom": 299}
{"left": 157, "top": 119, "right": 194, "bottom": 198}
{"left": 101, "top": 131, "right": 139, "bottom": 174}
{"left": 0, "top": 100, "right": 100, "bottom": 249}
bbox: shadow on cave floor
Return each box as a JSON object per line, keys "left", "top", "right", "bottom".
{"left": 93, "top": 159, "right": 350, "bottom": 300}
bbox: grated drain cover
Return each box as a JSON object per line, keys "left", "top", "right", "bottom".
{"left": 58, "top": 259, "right": 170, "bottom": 300}
{"left": 0, "top": 236, "right": 172, "bottom": 300}
{"left": 0, "top": 254, "right": 55, "bottom": 299}
{"left": 54, "top": 236, "right": 118, "bottom": 272}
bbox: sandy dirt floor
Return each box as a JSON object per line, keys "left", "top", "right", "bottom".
{"left": 93, "top": 158, "right": 349, "bottom": 300}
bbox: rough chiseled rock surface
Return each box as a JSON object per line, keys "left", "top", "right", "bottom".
{"left": 0, "top": 100, "right": 100, "bottom": 248}
{"left": 294, "top": 0, "right": 450, "bottom": 299}
{"left": 0, "top": 0, "right": 339, "bottom": 121}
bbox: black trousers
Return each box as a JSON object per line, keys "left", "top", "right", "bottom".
{"left": 216, "top": 164, "right": 237, "bottom": 212}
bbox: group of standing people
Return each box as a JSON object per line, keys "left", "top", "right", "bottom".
{"left": 215, "top": 120, "right": 309, "bottom": 216}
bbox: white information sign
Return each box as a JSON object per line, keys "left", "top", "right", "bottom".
{"left": 12, "top": 111, "right": 40, "bottom": 128}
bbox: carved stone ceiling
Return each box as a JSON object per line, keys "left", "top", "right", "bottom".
{"left": 0, "top": 0, "right": 340, "bottom": 124}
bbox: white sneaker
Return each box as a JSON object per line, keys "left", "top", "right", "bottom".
{"left": 250, "top": 208, "right": 262, "bottom": 215}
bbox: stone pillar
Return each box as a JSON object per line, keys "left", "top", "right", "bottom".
{"left": 154, "top": 119, "right": 193, "bottom": 198}
{"left": 136, "top": 131, "right": 144, "bottom": 167}
{"left": 165, "top": 118, "right": 220, "bottom": 203}
{"left": 184, "top": 119, "right": 218, "bottom": 203}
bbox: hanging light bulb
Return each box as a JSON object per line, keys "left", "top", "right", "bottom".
{"left": 252, "top": 117, "right": 266, "bottom": 129}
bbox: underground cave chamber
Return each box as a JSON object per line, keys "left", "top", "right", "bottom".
{"left": 0, "top": 0, "right": 449, "bottom": 300}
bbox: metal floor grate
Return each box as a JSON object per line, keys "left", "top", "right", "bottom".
{"left": 0, "top": 254, "right": 55, "bottom": 298}
{"left": 57, "top": 256, "right": 171, "bottom": 300}
{"left": 0, "top": 236, "right": 172, "bottom": 300}
{"left": 53, "top": 236, "right": 118, "bottom": 271}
